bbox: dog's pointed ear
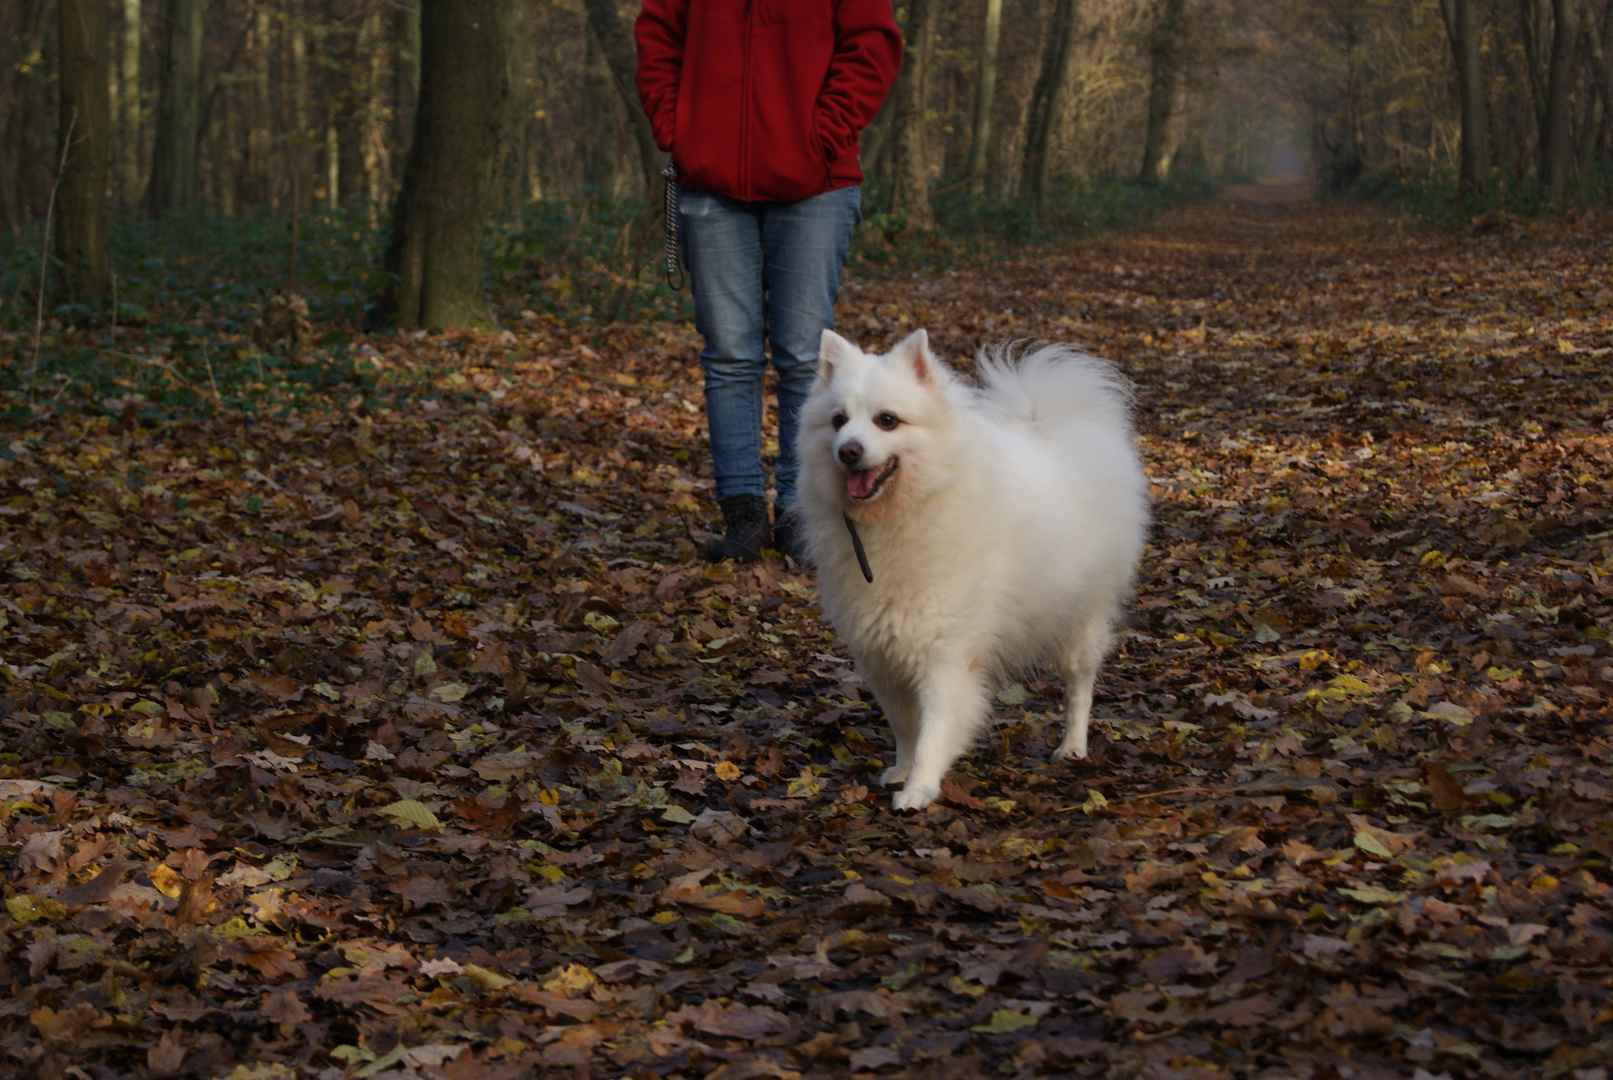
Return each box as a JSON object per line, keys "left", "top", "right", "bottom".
{"left": 819, "top": 329, "right": 857, "bottom": 382}
{"left": 892, "top": 328, "right": 935, "bottom": 383}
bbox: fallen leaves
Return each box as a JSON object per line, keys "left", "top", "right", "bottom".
{"left": 1, "top": 198, "right": 1611, "bottom": 1079}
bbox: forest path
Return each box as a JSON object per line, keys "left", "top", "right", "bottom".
{"left": 2, "top": 199, "right": 1612, "bottom": 1079}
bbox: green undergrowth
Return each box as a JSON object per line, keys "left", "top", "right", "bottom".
{"left": 0, "top": 176, "right": 1213, "bottom": 426}
{"left": 852, "top": 173, "right": 1217, "bottom": 276}
{"left": 1348, "top": 162, "right": 1613, "bottom": 228}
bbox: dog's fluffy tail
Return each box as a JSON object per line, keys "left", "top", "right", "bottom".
{"left": 974, "top": 342, "right": 1134, "bottom": 431}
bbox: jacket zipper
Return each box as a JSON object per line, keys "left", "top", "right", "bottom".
{"left": 740, "top": 0, "right": 754, "bottom": 200}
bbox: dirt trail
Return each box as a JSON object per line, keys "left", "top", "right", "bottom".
{"left": 2, "top": 200, "right": 1612, "bottom": 1080}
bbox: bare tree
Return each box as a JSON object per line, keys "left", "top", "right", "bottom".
{"left": 119, "top": 0, "right": 142, "bottom": 208}
{"left": 56, "top": 0, "right": 111, "bottom": 304}
{"left": 967, "top": 0, "right": 1003, "bottom": 195}
{"left": 583, "top": 0, "right": 663, "bottom": 201}
{"left": 1022, "top": 0, "right": 1079, "bottom": 215}
{"left": 372, "top": 0, "right": 509, "bottom": 329}
{"left": 1139, "top": 0, "right": 1186, "bottom": 182}
{"left": 891, "top": 0, "right": 939, "bottom": 229}
{"left": 1439, "top": 0, "right": 1491, "bottom": 196}
{"left": 1538, "top": 0, "right": 1580, "bottom": 197}
{"left": 148, "top": 0, "right": 203, "bottom": 216}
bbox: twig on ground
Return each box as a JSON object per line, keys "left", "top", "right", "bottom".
{"left": 202, "top": 344, "right": 221, "bottom": 403}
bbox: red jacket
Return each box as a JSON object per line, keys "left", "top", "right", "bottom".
{"left": 635, "top": 0, "right": 902, "bottom": 204}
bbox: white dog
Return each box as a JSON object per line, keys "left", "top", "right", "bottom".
{"left": 794, "top": 329, "right": 1149, "bottom": 811}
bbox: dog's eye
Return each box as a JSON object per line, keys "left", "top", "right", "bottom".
{"left": 831, "top": 413, "right": 848, "bottom": 430}
{"left": 875, "top": 412, "right": 900, "bottom": 431}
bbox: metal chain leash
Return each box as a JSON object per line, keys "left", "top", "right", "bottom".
{"left": 662, "top": 162, "right": 686, "bottom": 291}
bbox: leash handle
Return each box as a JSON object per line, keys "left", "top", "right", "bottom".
{"left": 662, "top": 162, "right": 686, "bottom": 291}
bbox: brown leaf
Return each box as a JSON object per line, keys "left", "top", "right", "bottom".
{"left": 505, "top": 984, "right": 603, "bottom": 1021}
{"left": 172, "top": 872, "right": 214, "bottom": 926}
{"left": 1201, "top": 993, "right": 1279, "bottom": 1027}
{"left": 524, "top": 885, "right": 594, "bottom": 917}
{"left": 31, "top": 1003, "right": 101, "bottom": 1043}
{"left": 244, "top": 671, "right": 300, "bottom": 701}
{"left": 603, "top": 620, "right": 654, "bottom": 667}
{"left": 58, "top": 862, "right": 130, "bottom": 906}
{"left": 1424, "top": 760, "right": 1474, "bottom": 811}
{"left": 668, "top": 999, "right": 792, "bottom": 1039}
{"left": 397, "top": 875, "right": 452, "bottom": 908}
{"left": 941, "top": 776, "right": 986, "bottom": 810}
{"left": 147, "top": 1027, "right": 187, "bottom": 1078}
{"left": 259, "top": 986, "right": 311, "bottom": 1037}
{"left": 659, "top": 880, "right": 765, "bottom": 918}
{"left": 1140, "top": 943, "right": 1219, "bottom": 982}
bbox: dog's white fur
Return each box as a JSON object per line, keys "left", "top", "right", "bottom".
{"left": 794, "top": 328, "right": 1150, "bottom": 810}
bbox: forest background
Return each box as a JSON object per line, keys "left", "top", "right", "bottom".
{"left": 1, "top": 0, "right": 1612, "bottom": 358}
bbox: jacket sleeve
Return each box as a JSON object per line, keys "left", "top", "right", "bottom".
{"left": 635, "top": 0, "right": 689, "bottom": 152}
{"left": 815, "top": 0, "right": 904, "bottom": 164}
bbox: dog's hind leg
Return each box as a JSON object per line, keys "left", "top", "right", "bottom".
{"left": 861, "top": 666, "right": 918, "bottom": 788}
{"left": 1053, "top": 617, "right": 1112, "bottom": 763}
{"left": 893, "top": 659, "right": 991, "bottom": 811}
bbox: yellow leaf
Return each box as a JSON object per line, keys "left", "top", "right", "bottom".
{"left": 1328, "top": 675, "right": 1373, "bottom": 696}
{"left": 972, "top": 1009, "right": 1038, "bottom": 1034}
{"left": 714, "top": 761, "right": 742, "bottom": 782}
{"left": 430, "top": 682, "right": 468, "bottom": 703}
{"left": 6, "top": 895, "right": 65, "bottom": 924}
{"left": 950, "top": 975, "right": 988, "bottom": 997}
{"left": 583, "top": 610, "right": 620, "bottom": 633}
{"left": 463, "top": 964, "right": 513, "bottom": 991}
{"left": 150, "top": 863, "right": 185, "bottom": 899}
{"left": 1353, "top": 830, "right": 1394, "bottom": 859}
{"left": 374, "top": 799, "right": 442, "bottom": 830}
{"left": 785, "top": 767, "right": 821, "bottom": 799}
{"left": 540, "top": 963, "right": 596, "bottom": 999}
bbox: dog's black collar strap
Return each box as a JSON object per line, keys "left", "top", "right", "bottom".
{"left": 843, "top": 513, "right": 874, "bottom": 583}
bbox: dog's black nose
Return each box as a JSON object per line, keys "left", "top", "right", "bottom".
{"left": 838, "top": 440, "right": 863, "bottom": 466}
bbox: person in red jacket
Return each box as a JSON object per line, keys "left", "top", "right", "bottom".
{"left": 636, "top": 0, "right": 902, "bottom": 563}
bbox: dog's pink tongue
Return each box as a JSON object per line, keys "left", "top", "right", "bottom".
{"left": 846, "top": 468, "right": 878, "bottom": 499}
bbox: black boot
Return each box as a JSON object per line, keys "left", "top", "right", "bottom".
{"left": 771, "top": 509, "right": 809, "bottom": 567}
{"left": 704, "top": 495, "right": 771, "bottom": 563}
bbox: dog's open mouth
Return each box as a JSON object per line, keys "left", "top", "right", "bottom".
{"left": 846, "top": 457, "right": 898, "bottom": 501}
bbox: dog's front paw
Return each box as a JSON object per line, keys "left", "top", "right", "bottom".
{"left": 1051, "top": 740, "right": 1088, "bottom": 764}
{"left": 891, "top": 782, "right": 940, "bottom": 812}
{"left": 879, "top": 764, "right": 910, "bottom": 788}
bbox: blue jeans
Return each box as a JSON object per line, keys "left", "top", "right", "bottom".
{"left": 679, "top": 184, "right": 861, "bottom": 509}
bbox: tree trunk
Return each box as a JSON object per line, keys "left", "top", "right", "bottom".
{"left": 56, "top": 0, "right": 112, "bottom": 304}
{"left": 891, "top": 0, "right": 938, "bottom": 229}
{"left": 148, "top": 0, "right": 203, "bottom": 216}
{"left": 1588, "top": 0, "right": 1613, "bottom": 161}
{"left": 966, "top": 0, "right": 1003, "bottom": 195}
{"left": 1022, "top": 0, "right": 1078, "bottom": 216}
{"left": 395, "top": 2, "right": 421, "bottom": 154}
{"left": 249, "top": 5, "right": 271, "bottom": 208}
{"left": 361, "top": 5, "right": 388, "bottom": 219}
{"left": 1139, "top": 0, "right": 1184, "bottom": 183}
{"left": 120, "top": 0, "right": 142, "bottom": 208}
{"left": 1440, "top": 0, "right": 1492, "bottom": 196}
{"left": 1540, "top": 0, "right": 1580, "bottom": 196}
{"left": 582, "top": 0, "right": 663, "bottom": 202}
{"left": 860, "top": 91, "right": 898, "bottom": 178}
{"left": 372, "top": 0, "right": 508, "bottom": 330}
{"left": 289, "top": 0, "right": 310, "bottom": 215}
